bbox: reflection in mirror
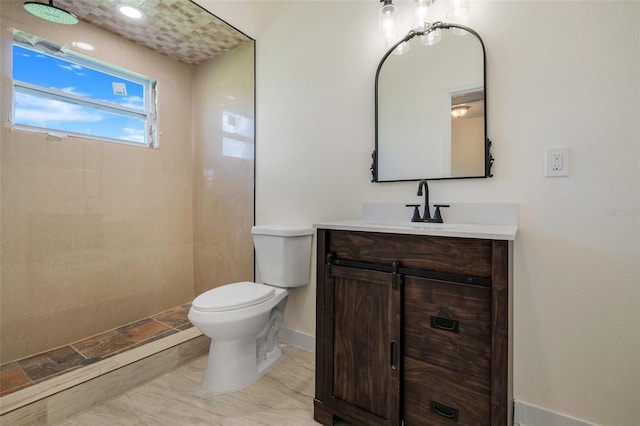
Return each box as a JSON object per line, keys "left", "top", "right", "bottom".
{"left": 374, "top": 23, "right": 492, "bottom": 182}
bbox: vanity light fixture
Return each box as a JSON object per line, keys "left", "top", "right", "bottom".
{"left": 451, "top": 105, "right": 470, "bottom": 118}
{"left": 378, "top": 0, "right": 471, "bottom": 53}
{"left": 117, "top": 4, "right": 145, "bottom": 20}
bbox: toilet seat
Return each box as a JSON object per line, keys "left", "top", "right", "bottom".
{"left": 192, "top": 282, "right": 275, "bottom": 312}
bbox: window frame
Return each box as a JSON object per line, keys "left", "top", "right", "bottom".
{"left": 11, "top": 37, "right": 158, "bottom": 148}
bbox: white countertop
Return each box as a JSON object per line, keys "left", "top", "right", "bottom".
{"left": 314, "top": 220, "right": 518, "bottom": 241}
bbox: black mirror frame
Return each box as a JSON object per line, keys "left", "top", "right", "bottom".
{"left": 372, "top": 22, "right": 493, "bottom": 183}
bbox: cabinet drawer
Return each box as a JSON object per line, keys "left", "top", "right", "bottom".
{"left": 327, "top": 230, "right": 492, "bottom": 278}
{"left": 403, "top": 356, "right": 490, "bottom": 426}
{"left": 404, "top": 276, "right": 491, "bottom": 379}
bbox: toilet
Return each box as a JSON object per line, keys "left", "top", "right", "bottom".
{"left": 188, "top": 225, "right": 314, "bottom": 393}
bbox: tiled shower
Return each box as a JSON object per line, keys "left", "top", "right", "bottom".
{"left": 0, "top": 0, "right": 255, "bottom": 401}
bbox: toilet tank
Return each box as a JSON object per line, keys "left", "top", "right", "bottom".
{"left": 251, "top": 225, "right": 314, "bottom": 288}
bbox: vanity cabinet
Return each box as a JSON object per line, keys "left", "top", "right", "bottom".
{"left": 314, "top": 228, "right": 512, "bottom": 426}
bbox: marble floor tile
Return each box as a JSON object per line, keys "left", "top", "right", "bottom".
{"left": 55, "top": 344, "right": 319, "bottom": 426}
{"left": 17, "top": 346, "right": 85, "bottom": 382}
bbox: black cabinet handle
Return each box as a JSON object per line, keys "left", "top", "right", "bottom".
{"left": 430, "top": 316, "right": 459, "bottom": 333}
{"left": 430, "top": 400, "right": 459, "bottom": 421}
{"left": 390, "top": 341, "right": 398, "bottom": 370}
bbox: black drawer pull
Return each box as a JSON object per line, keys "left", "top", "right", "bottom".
{"left": 390, "top": 341, "right": 398, "bottom": 370}
{"left": 430, "top": 316, "right": 459, "bottom": 333}
{"left": 430, "top": 400, "right": 459, "bottom": 421}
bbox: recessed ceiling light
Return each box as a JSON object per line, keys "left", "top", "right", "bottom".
{"left": 117, "top": 4, "right": 145, "bottom": 20}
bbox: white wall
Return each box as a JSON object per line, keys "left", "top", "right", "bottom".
{"left": 200, "top": 1, "right": 639, "bottom": 425}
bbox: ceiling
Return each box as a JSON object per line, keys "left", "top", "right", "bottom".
{"left": 53, "top": 0, "right": 252, "bottom": 65}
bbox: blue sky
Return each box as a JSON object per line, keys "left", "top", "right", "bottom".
{"left": 13, "top": 45, "right": 148, "bottom": 144}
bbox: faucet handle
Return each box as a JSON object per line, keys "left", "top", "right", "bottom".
{"left": 433, "top": 204, "right": 450, "bottom": 223}
{"left": 405, "top": 204, "right": 421, "bottom": 222}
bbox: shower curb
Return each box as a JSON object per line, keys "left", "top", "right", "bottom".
{"left": 0, "top": 328, "right": 207, "bottom": 425}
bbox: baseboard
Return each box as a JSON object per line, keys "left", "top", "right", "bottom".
{"left": 514, "top": 400, "right": 597, "bottom": 426}
{"left": 279, "top": 327, "right": 315, "bottom": 353}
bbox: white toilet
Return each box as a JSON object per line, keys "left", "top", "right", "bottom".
{"left": 188, "top": 225, "right": 314, "bottom": 393}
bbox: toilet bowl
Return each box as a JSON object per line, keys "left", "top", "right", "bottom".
{"left": 188, "top": 225, "right": 313, "bottom": 393}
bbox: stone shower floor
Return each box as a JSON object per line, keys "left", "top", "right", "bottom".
{"left": 0, "top": 303, "right": 193, "bottom": 397}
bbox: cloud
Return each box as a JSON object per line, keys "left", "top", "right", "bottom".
{"left": 116, "top": 95, "right": 144, "bottom": 109}
{"left": 14, "top": 92, "right": 147, "bottom": 145}
{"left": 60, "top": 86, "right": 91, "bottom": 97}
{"left": 14, "top": 92, "right": 104, "bottom": 126}
{"left": 58, "top": 63, "right": 84, "bottom": 72}
{"left": 119, "top": 127, "right": 145, "bottom": 143}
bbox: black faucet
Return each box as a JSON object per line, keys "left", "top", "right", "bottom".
{"left": 416, "top": 179, "right": 431, "bottom": 221}
{"left": 406, "top": 179, "right": 450, "bottom": 223}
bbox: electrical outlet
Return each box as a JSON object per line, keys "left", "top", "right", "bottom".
{"left": 545, "top": 147, "right": 569, "bottom": 177}
{"left": 551, "top": 153, "right": 562, "bottom": 171}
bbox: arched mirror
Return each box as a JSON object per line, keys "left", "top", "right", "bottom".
{"left": 373, "top": 23, "right": 492, "bottom": 182}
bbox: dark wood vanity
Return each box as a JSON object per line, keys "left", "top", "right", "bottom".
{"left": 313, "top": 226, "right": 513, "bottom": 426}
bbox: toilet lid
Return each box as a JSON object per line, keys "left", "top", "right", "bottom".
{"left": 192, "top": 282, "right": 276, "bottom": 312}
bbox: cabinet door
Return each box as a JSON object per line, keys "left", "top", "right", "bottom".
{"left": 325, "top": 264, "right": 401, "bottom": 426}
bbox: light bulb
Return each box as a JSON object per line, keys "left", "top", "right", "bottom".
{"left": 414, "top": 0, "right": 429, "bottom": 28}
{"left": 380, "top": 0, "right": 396, "bottom": 16}
{"left": 381, "top": 14, "right": 398, "bottom": 42}
{"left": 446, "top": 0, "right": 470, "bottom": 19}
{"left": 379, "top": 1, "right": 400, "bottom": 49}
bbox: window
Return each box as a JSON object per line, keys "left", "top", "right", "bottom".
{"left": 11, "top": 32, "right": 158, "bottom": 147}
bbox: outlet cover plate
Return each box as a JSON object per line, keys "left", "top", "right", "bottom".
{"left": 545, "top": 146, "right": 570, "bottom": 177}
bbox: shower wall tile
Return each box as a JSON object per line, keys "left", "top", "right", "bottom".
{"left": 192, "top": 42, "right": 256, "bottom": 296}
{"left": 2, "top": 132, "right": 84, "bottom": 170}
{"left": 1, "top": 4, "right": 254, "bottom": 367}
{"left": 0, "top": 8, "right": 196, "bottom": 363}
